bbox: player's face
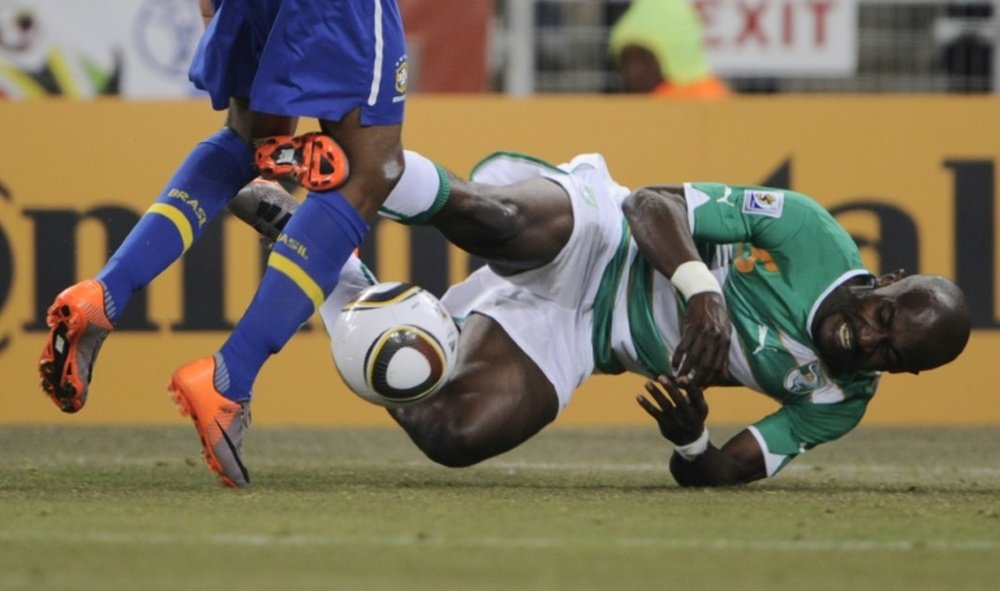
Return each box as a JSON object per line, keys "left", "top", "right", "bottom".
{"left": 816, "top": 281, "right": 943, "bottom": 374}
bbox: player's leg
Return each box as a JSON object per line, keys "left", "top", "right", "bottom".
{"left": 388, "top": 313, "right": 560, "bottom": 467}
{"left": 40, "top": 0, "right": 296, "bottom": 413}
{"left": 210, "top": 110, "right": 402, "bottom": 399}
{"left": 169, "top": 0, "right": 410, "bottom": 487}
{"left": 163, "top": 103, "right": 303, "bottom": 489}
{"left": 184, "top": 0, "right": 406, "bottom": 404}
{"left": 37, "top": 98, "right": 292, "bottom": 414}
{"left": 376, "top": 145, "right": 576, "bottom": 273}
{"left": 97, "top": 101, "right": 292, "bottom": 318}
{"left": 430, "top": 175, "right": 574, "bottom": 275}
{"left": 232, "top": 155, "right": 576, "bottom": 276}
{"left": 170, "top": 109, "right": 404, "bottom": 488}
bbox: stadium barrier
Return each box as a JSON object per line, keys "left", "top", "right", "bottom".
{"left": 1, "top": 96, "right": 998, "bottom": 426}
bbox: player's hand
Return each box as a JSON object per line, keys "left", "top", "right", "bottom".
{"left": 672, "top": 292, "right": 731, "bottom": 387}
{"left": 635, "top": 375, "right": 709, "bottom": 446}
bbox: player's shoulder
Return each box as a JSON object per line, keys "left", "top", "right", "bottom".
{"left": 734, "top": 185, "right": 823, "bottom": 211}
{"left": 687, "top": 183, "right": 825, "bottom": 220}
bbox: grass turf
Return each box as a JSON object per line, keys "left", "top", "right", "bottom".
{"left": 0, "top": 425, "right": 997, "bottom": 590}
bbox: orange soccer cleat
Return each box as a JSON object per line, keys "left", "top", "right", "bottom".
{"left": 254, "top": 131, "right": 349, "bottom": 192}
{"left": 168, "top": 356, "right": 252, "bottom": 488}
{"left": 38, "top": 279, "right": 114, "bottom": 413}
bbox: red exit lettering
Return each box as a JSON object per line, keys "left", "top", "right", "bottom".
{"left": 694, "top": 0, "right": 837, "bottom": 49}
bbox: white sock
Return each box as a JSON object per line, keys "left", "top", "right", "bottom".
{"left": 379, "top": 150, "right": 451, "bottom": 224}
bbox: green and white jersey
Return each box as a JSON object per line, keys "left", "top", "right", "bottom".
{"left": 424, "top": 151, "right": 880, "bottom": 478}
{"left": 594, "top": 183, "right": 879, "bottom": 476}
{"left": 687, "top": 183, "right": 880, "bottom": 475}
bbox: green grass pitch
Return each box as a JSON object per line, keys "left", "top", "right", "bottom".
{"left": 1, "top": 425, "right": 997, "bottom": 590}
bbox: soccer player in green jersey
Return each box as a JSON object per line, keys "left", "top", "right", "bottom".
{"left": 237, "top": 151, "right": 971, "bottom": 488}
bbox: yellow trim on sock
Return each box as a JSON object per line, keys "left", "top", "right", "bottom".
{"left": 268, "top": 253, "right": 324, "bottom": 311}
{"left": 147, "top": 203, "right": 194, "bottom": 251}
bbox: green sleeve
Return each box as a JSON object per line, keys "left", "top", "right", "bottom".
{"left": 688, "top": 184, "right": 854, "bottom": 251}
{"left": 751, "top": 397, "right": 870, "bottom": 475}
{"left": 687, "top": 183, "right": 866, "bottom": 294}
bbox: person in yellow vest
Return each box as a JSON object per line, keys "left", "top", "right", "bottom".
{"left": 609, "top": 0, "right": 730, "bottom": 99}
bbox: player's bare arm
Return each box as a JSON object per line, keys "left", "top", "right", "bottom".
{"left": 199, "top": 0, "right": 214, "bottom": 26}
{"left": 622, "top": 186, "right": 730, "bottom": 386}
{"left": 636, "top": 375, "right": 766, "bottom": 486}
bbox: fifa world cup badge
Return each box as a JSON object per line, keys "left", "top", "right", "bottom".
{"left": 395, "top": 58, "right": 408, "bottom": 95}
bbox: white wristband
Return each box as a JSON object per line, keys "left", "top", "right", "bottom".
{"left": 670, "top": 261, "right": 723, "bottom": 300}
{"left": 674, "top": 428, "right": 710, "bottom": 461}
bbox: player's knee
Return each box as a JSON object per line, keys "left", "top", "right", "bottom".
{"left": 336, "top": 148, "right": 405, "bottom": 218}
{"left": 361, "top": 149, "right": 405, "bottom": 195}
{"left": 407, "top": 415, "right": 494, "bottom": 468}
{"left": 418, "top": 430, "right": 488, "bottom": 468}
{"left": 436, "top": 186, "right": 523, "bottom": 246}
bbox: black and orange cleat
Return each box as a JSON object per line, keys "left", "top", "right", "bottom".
{"left": 38, "top": 279, "right": 113, "bottom": 413}
{"left": 254, "top": 131, "right": 349, "bottom": 192}
{"left": 168, "top": 355, "right": 251, "bottom": 488}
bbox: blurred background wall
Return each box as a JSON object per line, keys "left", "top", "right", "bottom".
{"left": 2, "top": 0, "right": 995, "bottom": 97}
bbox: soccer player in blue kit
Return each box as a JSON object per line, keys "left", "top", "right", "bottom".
{"left": 37, "top": 0, "right": 443, "bottom": 488}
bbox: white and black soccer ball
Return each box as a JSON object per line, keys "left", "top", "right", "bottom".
{"left": 331, "top": 282, "right": 459, "bottom": 408}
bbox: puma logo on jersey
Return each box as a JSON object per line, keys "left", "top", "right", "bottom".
{"left": 753, "top": 325, "right": 769, "bottom": 355}
{"left": 716, "top": 185, "right": 734, "bottom": 206}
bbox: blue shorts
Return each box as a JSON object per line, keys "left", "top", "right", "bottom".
{"left": 189, "top": 0, "right": 407, "bottom": 125}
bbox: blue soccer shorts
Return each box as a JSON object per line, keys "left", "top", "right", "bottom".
{"left": 190, "top": 0, "right": 407, "bottom": 125}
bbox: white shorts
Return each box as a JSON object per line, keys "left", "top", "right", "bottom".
{"left": 441, "top": 152, "right": 631, "bottom": 412}
{"left": 318, "top": 255, "right": 377, "bottom": 336}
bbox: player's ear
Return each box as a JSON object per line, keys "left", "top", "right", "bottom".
{"left": 875, "top": 268, "right": 906, "bottom": 288}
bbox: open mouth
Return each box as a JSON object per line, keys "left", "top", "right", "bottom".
{"left": 837, "top": 322, "right": 853, "bottom": 352}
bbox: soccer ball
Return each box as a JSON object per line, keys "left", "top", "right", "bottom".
{"left": 331, "top": 282, "right": 459, "bottom": 408}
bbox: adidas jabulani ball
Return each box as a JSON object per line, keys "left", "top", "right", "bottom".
{"left": 331, "top": 282, "right": 459, "bottom": 408}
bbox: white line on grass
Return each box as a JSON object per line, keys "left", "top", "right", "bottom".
{"left": 0, "top": 530, "right": 994, "bottom": 552}
{"left": 474, "top": 461, "right": 1000, "bottom": 477}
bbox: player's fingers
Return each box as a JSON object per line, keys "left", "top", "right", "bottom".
{"left": 658, "top": 375, "right": 690, "bottom": 410}
{"left": 645, "top": 380, "right": 673, "bottom": 411}
{"left": 671, "top": 345, "right": 688, "bottom": 375}
{"left": 686, "top": 384, "right": 709, "bottom": 416}
{"left": 643, "top": 387, "right": 685, "bottom": 427}
{"left": 673, "top": 382, "right": 705, "bottom": 423}
{"left": 674, "top": 323, "right": 701, "bottom": 368}
{"left": 635, "top": 395, "right": 661, "bottom": 420}
{"left": 687, "top": 347, "right": 712, "bottom": 385}
{"left": 675, "top": 344, "right": 697, "bottom": 379}
{"left": 651, "top": 378, "right": 687, "bottom": 420}
{"left": 708, "top": 342, "right": 728, "bottom": 381}
{"left": 690, "top": 366, "right": 712, "bottom": 389}
{"left": 689, "top": 334, "right": 718, "bottom": 377}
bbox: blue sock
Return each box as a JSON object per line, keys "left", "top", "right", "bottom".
{"left": 217, "top": 191, "right": 368, "bottom": 401}
{"left": 97, "top": 128, "right": 255, "bottom": 321}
